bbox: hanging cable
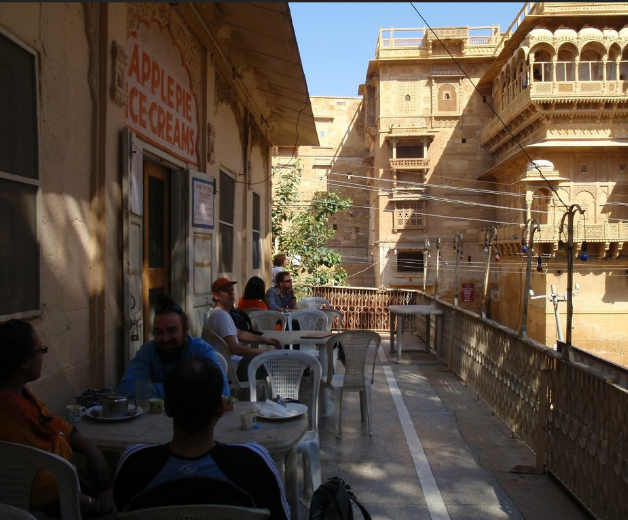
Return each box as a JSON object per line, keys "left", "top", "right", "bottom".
{"left": 409, "top": 2, "right": 570, "bottom": 211}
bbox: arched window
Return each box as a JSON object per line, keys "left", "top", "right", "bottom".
{"left": 405, "top": 94, "right": 411, "bottom": 102}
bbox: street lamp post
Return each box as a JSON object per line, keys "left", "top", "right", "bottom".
{"left": 520, "top": 219, "right": 540, "bottom": 338}
{"left": 423, "top": 239, "right": 430, "bottom": 291}
{"left": 558, "top": 204, "right": 585, "bottom": 353}
{"left": 481, "top": 226, "right": 497, "bottom": 320}
{"left": 434, "top": 238, "right": 441, "bottom": 298}
{"left": 453, "top": 233, "right": 463, "bottom": 308}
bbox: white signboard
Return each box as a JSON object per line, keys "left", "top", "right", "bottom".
{"left": 126, "top": 21, "right": 199, "bottom": 166}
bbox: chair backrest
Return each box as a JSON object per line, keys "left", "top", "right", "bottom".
{"left": 116, "top": 504, "right": 270, "bottom": 520}
{"left": 297, "top": 297, "right": 331, "bottom": 310}
{"left": 248, "top": 310, "right": 286, "bottom": 331}
{"left": 0, "top": 504, "right": 38, "bottom": 520}
{"left": 288, "top": 309, "right": 328, "bottom": 332}
{"left": 214, "top": 351, "right": 229, "bottom": 378}
{"left": 0, "top": 441, "right": 82, "bottom": 520}
{"left": 247, "top": 350, "right": 321, "bottom": 435}
{"left": 201, "top": 328, "right": 247, "bottom": 391}
{"left": 321, "top": 309, "right": 343, "bottom": 332}
{"left": 325, "top": 331, "right": 380, "bottom": 387}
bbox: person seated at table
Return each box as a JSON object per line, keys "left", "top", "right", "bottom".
{"left": 265, "top": 271, "right": 297, "bottom": 312}
{"left": 271, "top": 254, "right": 287, "bottom": 286}
{"left": 237, "top": 276, "right": 268, "bottom": 312}
{"left": 113, "top": 357, "right": 290, "bottom": 519}
{"left": 119, "top": 294, "right": 229, "bottom": 398}
{"left": 0, "top": 319, "right": 113, "bottom": 518}
{"left": 205, "top": 278, "right": 282, "bottom": 381}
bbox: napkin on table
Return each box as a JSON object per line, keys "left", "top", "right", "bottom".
{"left": 254, "top": 400, "right": 288, "bottom": 418}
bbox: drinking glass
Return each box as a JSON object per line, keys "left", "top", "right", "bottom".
{"left": 136, "top": 378, "right": 152, "bottom": 411}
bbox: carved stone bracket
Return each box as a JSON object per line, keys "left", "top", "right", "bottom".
{"left": 111, "top": 41, "right": 128, "bottom": 107}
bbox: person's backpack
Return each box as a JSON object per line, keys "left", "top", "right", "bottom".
{"left": 309, "top": 476, "right": 372, "bottom": 520}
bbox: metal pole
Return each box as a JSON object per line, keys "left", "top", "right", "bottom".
{"left": 453, "top": 233, "right": 463, "bottom": 308}
{"left": 549, "top": 284, "right": 564, "bottom": 343}
{"left": 434, "top": 238, "right": 441, "bottom": 298}
{"left": 423, "top": 239, "right": 430, "bottom": 292}
{"left": 559, "top": 205, "right": 584, "bottom": 350}
{"left": 520, "top": 219, "right": 540, "bottom": 338}
{"left": 481, "top": 226, "right": 496, "bottom": 320}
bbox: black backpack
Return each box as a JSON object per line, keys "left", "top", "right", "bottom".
{"left": 309, "top": 477, "right": 372, "bottom": 520}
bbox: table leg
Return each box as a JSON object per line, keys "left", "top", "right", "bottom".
{"left": 396, "top": 313, "right": 403, "bottom": 363}
{"left": 284, "top": 447, "right": 299, "bottom": 519}
{"left": 318, "top": 344, "right": 334, "bottom": 417}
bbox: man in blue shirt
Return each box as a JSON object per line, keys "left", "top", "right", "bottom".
{"left": 118, "top": 294, "right": 229, "bottom": 398}
{"left": 265, "top": 271, "right": 297, "bottom": 312}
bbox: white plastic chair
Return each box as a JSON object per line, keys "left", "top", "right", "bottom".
{"left": 248, "top": 310, "right": 286, "bottom": 331}
{"left": 247, "top": 350, "right": 322, "bottom": 496}
{"left": 322, "top": 309, "right": 343, "bottom": 374}
{"left": 325, "top": 331, "right": 381, "bottom": 438}
{"left": 116, "top": 504, "right": 270, "bottom": 519}
{"left": 202, "top": 328, "right": 268, "bottom": 401}
{"left": 214, "top": 351, "right": 229, "bottom": 380}
{"left": 0, "top": 441, "right": 82, "bottom": 520}
{"left": 297, "top": 297, "right": 330, "bottom": 310}
{"left": 288, "top": 309, "right": 328, "bottom": 355}
{"left": 0, "top": 504, "right": 38, "bottom": 520}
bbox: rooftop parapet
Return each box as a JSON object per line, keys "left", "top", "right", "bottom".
{"left": 375, "top": 25, "right": 504, "bottom": 60}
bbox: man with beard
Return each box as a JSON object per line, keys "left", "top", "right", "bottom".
{"left": 119, "top": 294, "right": 229, "bottom": 398}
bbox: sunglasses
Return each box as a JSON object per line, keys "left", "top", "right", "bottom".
{"left": 32, "top": 346, "right": 49, "bottom": 355}
{"left": 281, "top": 279, "right": 293, "bottom": 283}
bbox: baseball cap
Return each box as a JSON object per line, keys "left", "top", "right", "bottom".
{"left": 211, "top": 277, "right": 237, "bottom": 293}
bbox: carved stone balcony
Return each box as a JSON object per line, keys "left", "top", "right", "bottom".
{"left": 389, "top": 158, "right": 430, "bottom": 171}
{"left": 480, "top": 79, "right": 628, "bottom": 146}
{"left": 481, "top": 221, "right": 628, "bottom": 257}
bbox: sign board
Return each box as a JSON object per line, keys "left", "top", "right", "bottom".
{"left": 126, "top": 20, "right": 199, "bottom": 166}
{"left": 461, "top": 283, "right": 474, "bottom": 303}
{"left": 192, "top": 177, "right": 214, "bottom": 229}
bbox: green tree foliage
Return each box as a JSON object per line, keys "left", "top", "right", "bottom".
{"left": 272, "top": 161, "right": 352, "bottom": 287}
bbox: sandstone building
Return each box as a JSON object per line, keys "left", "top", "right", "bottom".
{"left": 285, "top": 3, "right": 628, "bottom": 363}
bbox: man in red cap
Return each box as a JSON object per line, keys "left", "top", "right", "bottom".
{"left": 205, "top": 278, "right": 282, "bottom": 381}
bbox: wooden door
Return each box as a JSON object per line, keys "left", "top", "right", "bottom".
{"left": 143, "top": 161, "right": 170, "bottom": 341}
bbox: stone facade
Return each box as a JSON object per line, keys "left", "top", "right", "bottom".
{"left": 0, "top": 2, "right": 315, "bottom": 412}
{"left": 274, "top": 97, "right": 374, "bottom": 286}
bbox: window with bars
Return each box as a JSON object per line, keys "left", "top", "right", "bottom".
{"left": 218, "top": 171, "right": 235, "bottom": 273}
{"left": 252, "top": 192, "right": 261, "bottom": 270}
{"left": 0, "top": 30, "right": 40, "bottom": 318}
{"left": 396, "top": 251, "right": 424, "bottom": 273}
{"left": 394, "top": 201, "right": 424, "bottom": 229}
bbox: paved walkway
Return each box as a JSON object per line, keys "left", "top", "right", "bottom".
{"left": 297, "top": 332, "right": 589, "bottom": 520}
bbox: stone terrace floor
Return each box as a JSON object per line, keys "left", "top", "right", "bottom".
{"left": 296, "top": 332, "right": 591, "bottom": 520}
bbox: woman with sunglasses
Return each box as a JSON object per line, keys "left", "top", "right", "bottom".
{"left": 0, "top": 319, "right": 113, "bottom": 518}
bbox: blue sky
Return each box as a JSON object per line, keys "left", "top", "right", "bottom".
{"left": 290, "top": 2, "right": 524, "bottom": 97}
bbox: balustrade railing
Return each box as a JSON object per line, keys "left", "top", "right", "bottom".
{"left": 306, "top": 284, "right": 628, "bottom": 519}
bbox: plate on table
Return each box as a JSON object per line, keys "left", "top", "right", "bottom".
{"left": 255, "top": 403, "right": 308, "bottom": 421}
{"left": 85, "top": 405, "right": 143, "bottom": 422}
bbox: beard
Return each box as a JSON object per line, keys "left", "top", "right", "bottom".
{"left": 156, "top": 340, "right": 186, "bottom": 363}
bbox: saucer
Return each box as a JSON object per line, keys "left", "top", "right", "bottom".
{"left": 85, "top": 405, "right": 143, "bottom": 422}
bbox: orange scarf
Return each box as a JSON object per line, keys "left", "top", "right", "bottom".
{"left": 0, "top": 388, "right": 76, "bottom": 508}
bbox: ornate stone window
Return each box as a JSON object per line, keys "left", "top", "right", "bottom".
{"left": 394, "top": 201, "right": 425, "bottom": 230}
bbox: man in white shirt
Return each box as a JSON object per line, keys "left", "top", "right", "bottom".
{"left": 205, "top": 278, "right": 282, "bottom": 381}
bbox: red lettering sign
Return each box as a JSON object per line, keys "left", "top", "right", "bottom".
{"left": 461, "top": 283, "right": 474, "bottom": 303}
{"left": 126, "top": 21, "right": 198, "bottom": 166}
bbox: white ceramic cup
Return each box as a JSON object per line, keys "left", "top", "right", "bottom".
{"left": 66, "top": 404, "right": 86, "bottom": 423}
{"left": 240, "top": 410, "right": 257, "bottom": 430}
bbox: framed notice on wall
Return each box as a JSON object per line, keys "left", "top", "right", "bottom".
{"left": 192, "top": 178, "right": 214, "bottom": 229}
